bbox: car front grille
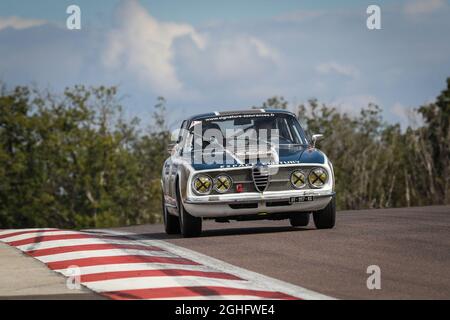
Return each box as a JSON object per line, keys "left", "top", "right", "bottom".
{"left": 252, "top": 165, "right": 270, "bottom": 192}
{"left": 205, "top": 165, "right": 317, "bottom": 194}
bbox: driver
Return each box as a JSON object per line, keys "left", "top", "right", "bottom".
{"left": 254, "top": 117, "right": 275, "bottom": 139}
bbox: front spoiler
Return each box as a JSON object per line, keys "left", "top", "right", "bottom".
{"left": 185, "top": 190, "right": 335, "bottom": 205}
{"left": 183, "top": 191, "right": 335, "bottom": 218}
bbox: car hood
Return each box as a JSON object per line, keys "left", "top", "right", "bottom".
{"left": 190, "top": 146, "right": 326, "bottom": 171}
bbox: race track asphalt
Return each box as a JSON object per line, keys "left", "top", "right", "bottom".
{"left": 107, "top": 205, "right": 450, "bottom": 299}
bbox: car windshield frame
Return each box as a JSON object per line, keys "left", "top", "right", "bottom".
{"left": 185, "top": 113, "right": 309, "bottom": 151}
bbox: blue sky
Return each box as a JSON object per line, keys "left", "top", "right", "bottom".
{"left": 0, "top": 0, "right": 373, "bottom": 25}
{"left": 1, "top": 0, "right": 449, "bottom": 128}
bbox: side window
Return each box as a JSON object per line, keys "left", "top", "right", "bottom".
{"left": 290, "top": 117, "right": 307, "bottom": 144}
{"left": 178, "top": 120, "right": 190, "bottom": 156}
{"left": 177, "top": 120, "right": 187, "bottom": 143}
{"left": 289, "top": 121, "right": 302, "bottom": 144}
{"left": 276, "top": 118, "right": 293, "bottom": 142}
{"left": 181, "top": 134, "right": 193, "bottom": 156}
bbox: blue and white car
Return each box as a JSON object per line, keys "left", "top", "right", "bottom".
{"left": 161, "top": 109, "right": 336, "bottom": 237}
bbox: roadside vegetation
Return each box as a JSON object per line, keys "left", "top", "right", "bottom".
{"left": 1, "top": 79, "right": 449, "bottom": 228}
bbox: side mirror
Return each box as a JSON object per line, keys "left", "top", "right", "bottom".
{"left": 311, "top": 134, "right": 324, "bottom": 148}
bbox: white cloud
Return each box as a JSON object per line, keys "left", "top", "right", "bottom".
{"left": 391, "top": 102, "right": 422, "bottom": 129}
{"left": 331, "top": 95, "right": 379, "bottom": 115}
{"left": 102, "top": 0, "right": 206, "bottom": 95}
{"left": 248, "top": 37, "right": 279, "bottom": 62}
{"left": 208, "top": 35, "right": 279, "bottom": 80}
{"left": 316, "top": 62, "right": 359, "bottom": 79}
{"left": 0, "top": 16, "right": 46, "bottom": 30}
{"left": 102, "top": 0, "right": 280, "bottom": 97}
{"left": 170, "top": 33, "right": 281, "bottom": 106}
{"left": 404, "top": 0, "right": 447, "bottom": 15}
{"left": 392, "top": 102, "right": 410, "bottom": 119}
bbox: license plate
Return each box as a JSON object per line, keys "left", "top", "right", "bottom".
{"left": 290, "top": 196, "right": 314, "bottom": 203}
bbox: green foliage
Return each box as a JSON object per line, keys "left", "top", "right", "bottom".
{"left": 416, "top": 79, "right": 450, "bottom": 203}
{"left": 0, "top": 85, "right": 167, "bottom": 228}
{"left": 253, "top": 96, "right": 288, "bottom": 110}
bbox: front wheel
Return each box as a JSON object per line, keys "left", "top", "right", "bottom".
{"left": 176, "top": 187, "right": 202, "bottom": 238}
{"left": 313, "top": 197, "right": 336, "bottom": 229}
{"left": 162, "top": 192, "right": 180, "bottom": 234}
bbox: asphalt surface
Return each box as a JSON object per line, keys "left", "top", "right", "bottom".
{"left": 109, "top": 205, "right": 450, "bottom": 299}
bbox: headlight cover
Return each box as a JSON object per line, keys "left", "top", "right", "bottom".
{"left": 192, "top": 174, "right": 213, "bottom": 194}
{"left": 308, "top": 168, "right": 328, "bottom": 188}
{"left": 214, "top": 175, "right": 233, "bottom": 193}
{"left": 290, "top": 170, "right": 306, "bottom": 189}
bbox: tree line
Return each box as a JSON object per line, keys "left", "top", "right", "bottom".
{"left": 0, "top": 79, "right": 449, "bottom": 228}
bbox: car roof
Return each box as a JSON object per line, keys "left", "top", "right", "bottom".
{"left": 187, "top": 109, "right": 295, "bottom": 121}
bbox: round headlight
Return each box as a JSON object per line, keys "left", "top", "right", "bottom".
{"left": 290, "top": 170, "right": 306, "bottom": 189}
{"left": 192, "top": 174, "right": 213, "bottom": 194}
{"left": 214, "top": 175, "right": 233, "bottom": 193}
{"left": 308, "top": 168, "right": 328, "bottom": 188}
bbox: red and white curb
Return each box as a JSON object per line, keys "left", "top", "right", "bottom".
{"left": 0, "top": 228, "right": 334, "bottom": 300}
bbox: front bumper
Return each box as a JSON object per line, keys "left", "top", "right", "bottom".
{"left": 184, "top": 190, "right": 335, "bottom": 218}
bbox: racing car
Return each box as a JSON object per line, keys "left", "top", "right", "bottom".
{"left": 161, "top": 109, "right": 336, "bottom": 237}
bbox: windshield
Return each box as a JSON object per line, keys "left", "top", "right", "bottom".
{"left": 187, "top": 113, "right": 308, "bottom": 148}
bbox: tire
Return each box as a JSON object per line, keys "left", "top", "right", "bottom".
{"left": 176, "top": 185, "right": 202, "bottom": 238}
{"left": 289, "top": 213, "right": 310, "bottom": 227}
{"left": 313, "top": 196, "right": 336, "bottom": 229}
{"left": 162, "top": 192, "right": 180, "bottom": 234}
